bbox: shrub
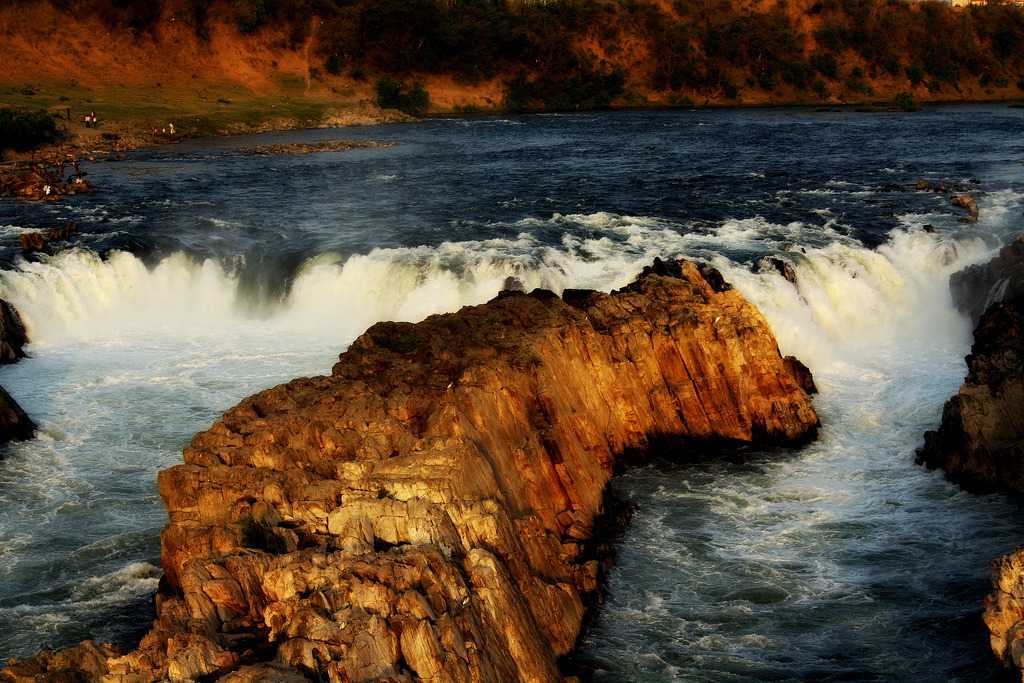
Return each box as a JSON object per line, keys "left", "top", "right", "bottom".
{"left": 504, "top": 63, "right": 626, "bottom": 112}
{"left": 0, "top": 109, "right": 63, "bottom": 155}
{"left": 376, "top": 78, "right": 430, "bottom": 115}
{"left": 906, "top": 64, "right": 925, "bottom": 86}
{"left": 891, "top": 92, "right": 920, "bottom": 111}
{"left": 811, "top": 52, "right": 839, "bottom": 79}
{"left": 325, "top": 54, "right": 343, "bottom": 76}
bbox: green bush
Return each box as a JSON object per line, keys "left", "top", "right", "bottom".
{"left": 376, "top": 78, "right": 430, "bottom": 115}
{"left": 0, "top": 109, "right": 62, "bottom": 155}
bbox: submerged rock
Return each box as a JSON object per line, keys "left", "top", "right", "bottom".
{"left": 0, "top": 386, "right": 35, "bottom": 445}
{"left": 951, "top": 234, "right": 1024, "bottom": 323}
{"left": 2, "top": 260, "right": 819, "bottom": 683}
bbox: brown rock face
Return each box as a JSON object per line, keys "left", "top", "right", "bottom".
{"left": 986, "top": 551, "right": 1024, "bottom": 678}
{"left": 2, "top": 259, "right": 818, "bottom": 683}
{"left": 951, "top": 234, "right": 1024, "bottom": 323}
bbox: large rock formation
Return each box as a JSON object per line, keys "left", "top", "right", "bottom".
{"left": 916, "top": 297, "right": 1024, "bottom": 491}
{"left": 950, "top": 234, "right": 1024, "bottom": 323}
{"left": 916, "top": 236, "right": 1024, "bottom": 679}
{"left": 2, "top": 259, "right": 819, "bottom": 683}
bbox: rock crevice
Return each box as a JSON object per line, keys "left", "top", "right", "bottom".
{"left": 2, "top": 259, "right": 819, "bottom": 683}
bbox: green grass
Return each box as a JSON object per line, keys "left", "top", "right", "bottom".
{"left": 0, "top": 78, "right": 369, "bottom": 142}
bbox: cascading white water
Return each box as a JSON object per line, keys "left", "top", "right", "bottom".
{"left": 0, "top": 206, "right": 1016, "bottom": 669}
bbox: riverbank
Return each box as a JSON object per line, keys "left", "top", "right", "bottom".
{"left": 5, "top": 0, "right": 1024, "bottom": 162}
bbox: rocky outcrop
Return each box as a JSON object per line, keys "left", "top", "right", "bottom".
{"left": 2, "top": 259, "right": 819, "bottom": 683}
{"left": 985, "top": 550, "right": 1024, "bottom": 678}
{"left": 916, "top": 237, "right": 1024, "bottom": 678}
{"left": 951, "top": 194, "right": 979, "bottom": 223}
{"left": 0, "top": 386, "right": 35, "bottom": 445}
{"left": 917, "top": 297, "right": 1024, "bottom": 491}
{"left": 951, "top": 234, "right": 1024, "bottom": 323}
{"left": 0, "top": 299, "right": 27, "bottom": 363}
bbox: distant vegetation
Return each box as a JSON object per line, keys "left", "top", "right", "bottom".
{"left": 32, "top": 0, "right": 1024, "bottom": 111}
{"left": 0, "top": 108, "right": 62, "bottom": 156}
{"left": 375, "top": 78, "right": 430, "bottom": 116}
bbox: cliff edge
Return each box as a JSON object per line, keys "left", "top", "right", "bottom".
{"left": 2, "top": 259, "right": 819, "bottom": 683}
{"left": 916, "top": 236, "right": 1024, "bottom": 678}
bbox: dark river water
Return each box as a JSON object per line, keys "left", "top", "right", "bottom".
{"left": 0, "top": 105, "right": 1022, "bottom": 681}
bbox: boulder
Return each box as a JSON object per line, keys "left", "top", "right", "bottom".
{"left": 951, "top": 234, "right": 1024, "bottom": 323}
{"left": 0, "top": 386, "right": 35, "bottom": 445}
{"left": 756, "top": 256, "right": 799, "bottom": 286}
{"left": 3, "top": 259, "right": 819, "bottom": 683}
{"left": 951, "top": 194, "right": 979, "bottom": 222}
{"left": 0, "top": 299, "right": 27, "bottom": 363}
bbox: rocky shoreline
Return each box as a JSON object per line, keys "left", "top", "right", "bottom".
{"left": 1, "top": 259, "right": 819, "bottom": 683}
{"left": 915, "top": 234, "right": 1024, "bottom": 678}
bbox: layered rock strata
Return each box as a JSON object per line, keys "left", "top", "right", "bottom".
{"left": 2, "top": 259, "right": 819, "bottom": 683}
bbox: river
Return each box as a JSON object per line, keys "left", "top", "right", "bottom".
{"left": 0, "top": 106, "right": 1022, "bottom": 680}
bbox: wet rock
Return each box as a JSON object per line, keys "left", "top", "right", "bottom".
{"left": 0, "top": 159, "right": 92, "bottom": 202}
{"left": 20, "top": 223, "right": 77, "bottom": 254}
{"left": 757, "top": 256, "right": 799, "bottom": 286}
{"left": 916, "top": 179, "right": 949, "bottom": 193}
{"left": 4, "top": 259, "right": 819, "bottom": 683}
{"left": 501, "top": 276, "right": 525, "bottom": 293}
{"left": 0, "top": 300, "right": 28, "bottom": 363}
{"left": 0, "top": 386, "right": 36, "bottom": 446}
{"left": 917, "top": 296, "right": 1024, "bottom": 492}
{"left": 951, "top": 234, "right": 1024, "bottom": 323}
{"left": 784, "top": 356, "right": 818, "bottom": 395}
{"left": 951, "top": 194, "right": 979, "bottom": 223}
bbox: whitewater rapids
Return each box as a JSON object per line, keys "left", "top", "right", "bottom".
{"left": 0, "top": 207, "right": 1019, "bottom": 679}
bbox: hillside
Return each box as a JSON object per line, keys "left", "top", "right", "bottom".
{"left": 2, "top": 0, "right": 1024, "bottom": 150}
